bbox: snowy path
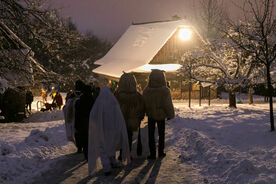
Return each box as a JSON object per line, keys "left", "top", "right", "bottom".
{"left": 30, "top": 121, "right": 200, "bottom": 184}
{"left": 2, "top": 97, "right": 276, "bottom": 184}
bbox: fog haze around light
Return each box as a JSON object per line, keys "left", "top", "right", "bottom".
{"left": 46, "top": 0, "right": 267, "bottom": 42}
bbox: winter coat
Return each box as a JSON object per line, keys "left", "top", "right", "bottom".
{"left": 53, "top": 93, "right": 63, "bottom": 106}
{"left": 63, "top": 91, "right": 81, "bottom": 143}
{"left": 114, "top": 73, "right": 145, "bottom": 131}
{"left": 143, "top": 69, "right": 175, "bottom": 121}
{"left": 75, "top": 85, "right": 94, "bottom": 133}
{"left": 26, "top": 90, "right": 33, "bottom": 104}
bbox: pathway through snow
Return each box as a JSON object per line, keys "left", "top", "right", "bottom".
{"left": 30, "top": 120, "right": 200, "bottom": 184}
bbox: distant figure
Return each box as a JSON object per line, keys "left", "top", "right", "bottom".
{"left": 25, "top": 89, "right": 34, "bottom": 113}
{"left": 143, "top": 69, "right": 175, "bottom": 159}
{"left": 41, "top": 88, "right": 47, "bottom": 103}
{"left": 53, "top": 92, "right": 63, "bottom": 110}
{"left": 114, "top": 73, "right": 145, "bottom": 157}
{"left": 50, "top": 86, "right": 56, "bottom": 100}
{"left": 65, "top": 89, "right": 74, "bottom": 103}
{"left": 91, "top": 82, "right": 100, "bottom": 101}
{"left": 63, "top": 80, "right": 85, "bottom": 148}
{"left": 88, "top": 86, "right": 130, "bottom": 176}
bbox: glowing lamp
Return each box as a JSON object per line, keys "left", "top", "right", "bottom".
{"left": 178, "top": 28, "right": 192, "bottom": 41}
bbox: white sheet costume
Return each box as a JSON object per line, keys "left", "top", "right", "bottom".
{"left": 63, "top": 96, "right": 79, "bottom": 143}
{"left": 88, "top": 86, "right": 130, "bottom": 175}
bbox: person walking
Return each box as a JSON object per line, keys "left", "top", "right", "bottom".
{"left": 88, "top": 86, "right": 130, "bottom": 176}
{"left": 25, "top": 89, "right": 33, "bottom": 114}
{"left": 41, "top": 88, "right": 47, "bottom": 103}
{"left": 63, "top": 80, "right": 85, "bottom": 151}
{"left": 75, "top": 85, "right": 95, "bottom": 160}
{"left": 143, "top": 69, "right": 175, "bottom": 159}
{"left": 114, "top": 73, "right": 145, "bottom": 157}
{"left": 53, "top": 92, "right": 63, "bottom": 110}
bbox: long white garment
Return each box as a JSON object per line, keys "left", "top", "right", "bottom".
{"left": 63, "top": 97, "right": 79, "bottom": 143}
{"left": 88, "top": 86, "right": 130, "bottom": 175}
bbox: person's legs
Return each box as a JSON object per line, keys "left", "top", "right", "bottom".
{"left": 157, "top": 120, "right": 166, "bottom": 157}
{"left": 83, "top": 132, "right": 89, "bottom": 160}
{"left": 127, "top": 130, "right": 133, "bottom": 152}
{"left": 100, "top": 153, "right": 111, "bottom": 175}
{"left": 75, "top": 132, "right": 82, "bottom": 153}
{"left": 148, "top": 118, "right": 156, "bottom": 159}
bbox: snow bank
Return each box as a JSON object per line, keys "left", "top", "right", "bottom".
{"left": 167, "top": 103, "right": 276, "bottom": 184}
{"left": 0, "top": 111, "right": 75, "bottom": 184}
{"left": 0, "top": 94, "right": 276, "bottom": 184}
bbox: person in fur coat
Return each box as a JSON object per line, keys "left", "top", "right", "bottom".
{"left": 114, "top": 73, "right": 145, "bottom": 156}
{"left": 143, "top": 69, "right": 175, "bottom": 159}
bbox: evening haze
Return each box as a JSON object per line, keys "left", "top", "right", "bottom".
{"left": 48, "top": 0, "right": 242, "bottom": 42}
{"left": 46, "top": 0, "right": 264, "bottom": 42}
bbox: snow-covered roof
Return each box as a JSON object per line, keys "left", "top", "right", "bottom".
{"left": 93, "top": 19, "right": 202, "bottom": 78}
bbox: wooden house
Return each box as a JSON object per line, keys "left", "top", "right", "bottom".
{"left": 93, "top": 19, "right": 216, "bottom": 99}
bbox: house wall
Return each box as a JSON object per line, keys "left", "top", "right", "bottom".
{"left": 131, "top": 27, "right": 217, "bottom": 99}
{"left": 95, "top": 27, "right": 217, "bottom": 99}
{"left": 133, "top": 72, "right": 217, "bottom": 99}
{"left": 150, "top": 27, "right": 203, "bottom": 64}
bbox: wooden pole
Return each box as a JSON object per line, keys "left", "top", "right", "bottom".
{"left": 189, "top": 81, "right": 192, "bottom": 107}
{"left": 208, "top": 86, "right": 211, "bottom": 106}
{"left": 180, "top": 78, "right": 183, "bottom": 99}
{"left": 249, "top": 87, "right": 253, "bottom": 104}
{"left": 199, "top": 84, "right": 202, "bottom": 106}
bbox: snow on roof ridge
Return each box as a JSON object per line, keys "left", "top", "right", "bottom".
{"left": 131, "top": 18, "right": 187, "bottom": 25}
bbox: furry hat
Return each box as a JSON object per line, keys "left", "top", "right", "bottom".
{"left": 117, "top": 73, "right": 137, "bottom": 93}
{"left": 148, "top": 69, "right": 166, "bottom": 88}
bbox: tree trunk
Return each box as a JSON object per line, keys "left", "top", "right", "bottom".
{"left": 229, "top": 91, "right": 236, "bottom": 108}
{"left": 188, "top": 81, "right": 192, "bottom": 107}
{"left": 248, "top": 88, "right": 253, "bottom": 105}
{"left": 266, "top": 65, "right": 275, "bottom": 131}
{"left": 199, "top": 85, "right": 202, "bottom": 106}
{"left": 208, "top": 86, "right": 211, "bottom": 106}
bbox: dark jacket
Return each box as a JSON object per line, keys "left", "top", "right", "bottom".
{"left": 53, "top": 93, "right": 63, "bottom": 106}
{"left": 143, "top": 70, "right": 175, "bottom": 121}
{"left": 75, "top": 85, "right": 94, "bottom": 133}
{"left": 26, "top": 90, "right": 33, "bottom": 104}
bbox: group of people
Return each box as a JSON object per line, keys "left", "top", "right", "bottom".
{"left": 40, "top": 87, "right": 63, "bottom": 111}
{"left": 63, "top": 69, "right": 175, "bottom": 176}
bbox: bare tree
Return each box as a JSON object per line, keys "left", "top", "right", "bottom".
{"left": 179, "top": 39, "right": 262, "bottom": 108}
{"left": 224, "top": 0, "right": 276, "bottom": 131}
{"left": 192, "top": 0, "right": 228, "bottom": 38}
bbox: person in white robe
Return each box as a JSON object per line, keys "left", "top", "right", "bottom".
{"left": 88, "top": 86, "right": 131, "bottom": 175}
{"left": 63, "top": 80, "right": 85, "bottom": 145}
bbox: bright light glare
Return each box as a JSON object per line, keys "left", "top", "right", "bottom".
{"left": 178, "top": 28, "right": 192, "bottom": 41}
{"left": 135, "top": 64, "right": 182, "bottom": 72}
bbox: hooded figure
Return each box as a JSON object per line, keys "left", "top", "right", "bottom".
{"left": 114, "top": 73, "right": 145, "bottom": 155}
{"left": 88, "top": 86, "right": 130, "bottom": 175}
{"left": 75, "top": 85, "right": 95, "bottom": 160}
{"left": 143, "top": 69, "right": 175, "bottom": 159}
{"left": 63, "top": 80, "right": 85, "bottom": 146}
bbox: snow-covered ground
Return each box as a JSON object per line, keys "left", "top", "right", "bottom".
{"left": 0, "top": 93, "right": 276, "bottom": 184}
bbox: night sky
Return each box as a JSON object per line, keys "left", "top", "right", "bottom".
{"left": 47, "top": 0, "right": 246, "bottom": 42}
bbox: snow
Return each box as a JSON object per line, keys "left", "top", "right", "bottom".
{"left": 0, "top": 93, "right": 276, "bottom": 183}
{"left": 93, "top": 19, "right": 202, "bottom": 78}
